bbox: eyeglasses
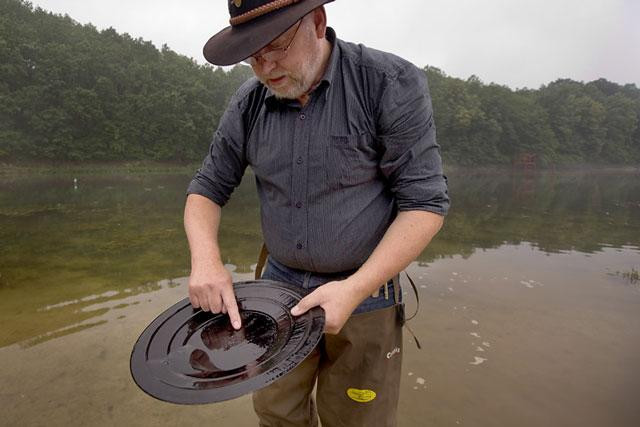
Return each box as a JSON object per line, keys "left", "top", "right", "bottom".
{"left": 243, "top": 20, "right": 302, "bottom": 66}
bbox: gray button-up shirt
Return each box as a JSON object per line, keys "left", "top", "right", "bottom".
{"left": 187, "top": 28, "right": 449, "bottom": 273}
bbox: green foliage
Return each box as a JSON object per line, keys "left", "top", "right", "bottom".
{"left": 1, "top": 0, "right": 639, "bottom": 165}
{"left": 426, "top": 68, "right": 640, "bottom": 165}
{"left": 0, "top": 0, "right": 253, "bottom": 162}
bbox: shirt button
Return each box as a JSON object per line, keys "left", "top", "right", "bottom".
{"left": 299, "top": 113, "right": 306, "bottom": 120}
{"left": 295, "top": 201, "right": 302, "bottom": 208}
{"left": 296, "top": 243, "right": 303, "bottom": 249}
{"left": 296, "top": 156, "right": 303, "bottom": 164}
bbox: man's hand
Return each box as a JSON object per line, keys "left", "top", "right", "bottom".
{"left": 290, "top": 280, "right": 362, "bottom": 334}
{"left": 188, "top": 264, "right": 242, "bottom": 330}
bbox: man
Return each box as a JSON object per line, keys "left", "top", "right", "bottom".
{"left": 185, "top": 0, "right": 449, "bottom": 425}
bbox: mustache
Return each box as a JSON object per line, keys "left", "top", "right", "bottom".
{"left": 265, "top": 73, "right": 287, "bottom": 80}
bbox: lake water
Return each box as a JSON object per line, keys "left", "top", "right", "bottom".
{"left": 1, "top": 169, "right": 639, "bottom": 426}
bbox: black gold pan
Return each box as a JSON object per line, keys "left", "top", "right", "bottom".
{"left": 130, "top": 280, "right": 325, "bottom": 404}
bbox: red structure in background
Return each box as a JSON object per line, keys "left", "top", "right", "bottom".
{"left": 512, "top": 153, "right": 537, "bottom": 172}
{"left": 512, "top": 153, "right": 537, "bottom": 198}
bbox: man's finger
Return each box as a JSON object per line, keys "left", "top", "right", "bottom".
{"left": 222, "top": 287, "right": 241, "bottom": 329}
{"left": 190, "top": 293, "right": 200, "bottom": 309}
{"left": 291, "top": 291, "right": 321, "bottom": 316}
{"left": 200, "top": 294, "right": 211, "bottom": 312}
{"left": 208, "top": 292, "right": 222, "bottom": 313}
{"left": 194, "top": 289, "right": 210, "bottom": 311}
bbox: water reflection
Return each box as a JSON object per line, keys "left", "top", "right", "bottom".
{"left": 0, "top": 170, "right": 638, "bottom": 348}
{"left": 424, "top": 170, "right": 640, "bottom": 261}
{"left": 14, "top": 278, "right": 180, "bottom": 348}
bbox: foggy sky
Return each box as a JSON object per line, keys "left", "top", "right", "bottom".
{"left": 30, "top": 0, "right": 640, "bottom": 89}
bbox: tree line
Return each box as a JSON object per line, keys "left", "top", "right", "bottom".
{"left": 1, "top": 0, "right": 639, "bottom": 165}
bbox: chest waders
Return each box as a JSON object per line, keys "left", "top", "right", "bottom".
{"left": 252, "top": 243, "right": 423, "bottom": 426}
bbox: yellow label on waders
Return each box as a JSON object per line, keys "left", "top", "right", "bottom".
{"left": 346, "top": 388, "right": 377, "bottom": 403}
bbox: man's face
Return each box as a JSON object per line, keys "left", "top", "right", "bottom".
{"left": 249, "top": 16, "right": 323, "bottom": 100}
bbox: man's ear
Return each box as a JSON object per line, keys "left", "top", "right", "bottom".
{"left": 312, "top": 6, "right": 327, "bottom": 39}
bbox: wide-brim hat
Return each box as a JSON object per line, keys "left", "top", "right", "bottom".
{"left": 203, "top": 0, "right": 335, "bottom": 66}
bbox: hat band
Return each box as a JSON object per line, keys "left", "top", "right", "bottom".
{"left": 230, "top": 0, "right": 301, "bottom": 26}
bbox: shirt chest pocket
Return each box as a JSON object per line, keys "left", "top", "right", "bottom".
{"left": 325, "top": 133, "right": 379, "bottom": 189}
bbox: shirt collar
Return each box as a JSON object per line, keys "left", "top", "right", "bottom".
{"left": 264, "top": 27, "right": 339, "bottom": 111}
{"left": 318, "top": 27, "right": 339, "bottom": 90}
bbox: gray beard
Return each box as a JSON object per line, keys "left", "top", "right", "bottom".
{"left": 262, "top": 48, "right": 324, "bottom": 100}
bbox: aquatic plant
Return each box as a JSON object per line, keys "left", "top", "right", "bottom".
{"left": 620, "top": 268, "right": 640, "bottom": 284}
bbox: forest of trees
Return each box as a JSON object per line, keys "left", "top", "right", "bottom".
{"left": 1, "top": 0, "right": 639, "bottom": 165}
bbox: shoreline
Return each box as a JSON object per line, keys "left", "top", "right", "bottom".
{"left": 0, "top": 161, "right": 202, "bottom": 177}
{"left": 443, "top": 163, "right": 640, "bottom": 175}
{"left": 1, "top": 161, "right": 638, "bottom": 178}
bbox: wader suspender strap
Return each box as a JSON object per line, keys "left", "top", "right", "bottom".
{"left": 254, "top": 243, "right": 269, "bottom": 280}
{"left": 393, "top": 272, "right": 422, "bottom": 350}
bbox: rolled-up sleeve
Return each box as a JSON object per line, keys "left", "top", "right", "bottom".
{"left": 377, "top": 66, "right": 450, "bottom": 216}
{"left": 186, "top": 97, "right": 248, "bottom": 207}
